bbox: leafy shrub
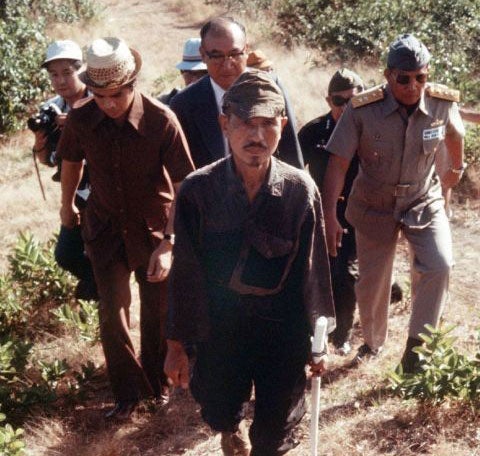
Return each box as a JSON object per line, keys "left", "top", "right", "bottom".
{"left": 388, "top": 324, "right": 480, "bottom": 406}
{"left": 0, "top": 1, "right": 49, "bottom": 133}
{"left": 267, "top": 0, "right": 480, "bottom": 101}
{"left": 464, "top": 124, "right": 480, "bottom": 166}
{"left": 0, "top": 233, "right": 99, "bottom": 432}
{"left": 2, "top": 232, "right": 75, "bottom": 336}
{"left": 0, "top": 414, "right": 25, "bottom": 456}
{"left": 52, "top": 300, "right": 100, "bottom": 343}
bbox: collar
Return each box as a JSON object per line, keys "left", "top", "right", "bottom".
{"left": 89, "top": 90, "right": 146, "bottom": 135}
{"left": 225, "top": 156, "right": 284, "bottom": 198}
{"left": 209, "top": 77, "right": 226, "bottom": 115}
{"left": 383, "top": 84, "right": 430, "bottom": 118}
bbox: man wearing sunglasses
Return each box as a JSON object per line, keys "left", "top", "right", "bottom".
{"left": 299, "top": 69, "right": 363, "bottom": 357}
{"left": 170, "top": 16, "right": 303, "bottom": 170}
{"left": 322, "top": 34, "right": 465, "bottom": 373}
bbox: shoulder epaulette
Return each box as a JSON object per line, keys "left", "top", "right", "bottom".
{"left": 351, "top": 85, "right": 384, "bottom": 108}
{"left": 426, "top": 83, "right": 460, "bottom": 103}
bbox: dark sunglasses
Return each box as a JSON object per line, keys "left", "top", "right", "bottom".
{"left": 395, "top": 73, "right": 428, "bottom": 85}
{"left": 331, "top": 95, "right": 352, "bottom": 107}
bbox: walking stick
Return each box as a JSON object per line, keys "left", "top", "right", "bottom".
{"left": 310, "top": 316, "right": 328, "bottom": 456}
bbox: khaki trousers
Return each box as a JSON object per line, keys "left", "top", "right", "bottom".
{"left": 355, "top": 209, "right": 452, "bottom": 350}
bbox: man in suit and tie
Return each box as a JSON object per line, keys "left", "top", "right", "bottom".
{"left": 170, "top": 16, "right": 304, "bottom": 169}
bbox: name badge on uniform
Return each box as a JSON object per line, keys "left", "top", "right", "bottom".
{"left": 423, "top": 125, "right": 445, "bottom": 141}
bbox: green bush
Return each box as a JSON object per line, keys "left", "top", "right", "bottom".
{"left": 270, "top": 0, "right": 480, "bottom": 101}
{"left": 0, "top": 414, "right": 25, "bottom": 456}
{"left": 464, "top": 124, "right": 480, "bottom": 166}
{"left": 0, "top": 233, "right": 99, "bottom": 431}
{"left": 388, "top": 324, "right": 480, "bottom": 405}
{"left": 0, "top": 1, "right": 49, "bottom": 133}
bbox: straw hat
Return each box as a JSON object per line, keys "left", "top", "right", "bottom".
{"left": 80, "top": 37, "right": 142, "bottom": 91}
{"left": 246, "top": 50, "right": 273, "bottom": 71}
{"left": 42, "top": 40, "right": 83, "bottom": 67}
{"left": 176, "top": 38, "right": 207, "bottom": 71}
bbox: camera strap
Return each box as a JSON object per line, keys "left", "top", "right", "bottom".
{"left": 32, "top": 148, "right": 47, "bottom": 201}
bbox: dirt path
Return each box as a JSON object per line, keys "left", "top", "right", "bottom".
{"left": 5, "top": 0, "right": 480, "bottom": 454}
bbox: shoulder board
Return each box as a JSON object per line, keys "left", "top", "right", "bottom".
{"left": 426, "top": 83, "right": 460, "bottom": 103}
{"left": 351, "top": 85, "right": 384, "bottom": 108}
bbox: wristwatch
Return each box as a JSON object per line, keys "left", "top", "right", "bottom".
{"left": 163, "top": 233, "right": 175, "bottom": 244}
{"left": 450, "top": 162, "right": 467, "bottom": 175}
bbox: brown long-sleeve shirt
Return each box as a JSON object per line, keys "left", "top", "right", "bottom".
{"left": 57, "top": 91, "right": 195, "bottom": 270}
{"left": 167, "top": 156, "right": 335, "bottom": 343}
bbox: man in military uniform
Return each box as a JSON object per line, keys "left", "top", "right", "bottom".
{"left": 322, "top": 34, "right": 465, "bottom": 372}
{"left": 299, "top": 69, "right": 363, "bottom": 355}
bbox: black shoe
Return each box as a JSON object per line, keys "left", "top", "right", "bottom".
{"left": 399, "top": 337, "right": 423, "bottom": 374}
{"left": 105, "top": 400, "right": 138, "bottom": 420}
{"left": 350, "top": 343, "right": 381, "bottom": 367}
{"left": 390, "top": 282, "right": 403, "bottom": 304}
{"left": 75, "top": 279, "right": 99, "bottom": 301}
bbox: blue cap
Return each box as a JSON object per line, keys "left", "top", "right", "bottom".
{"left": 387, "top": 34, "right": 431, "bottom": 71}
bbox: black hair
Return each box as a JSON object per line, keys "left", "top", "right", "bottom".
{"left": 200, "top": 16, "right": 246, "bottom": 42}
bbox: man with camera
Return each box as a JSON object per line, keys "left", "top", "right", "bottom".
{"left": 30, "top": 39, "right": 97, "bottom": 301}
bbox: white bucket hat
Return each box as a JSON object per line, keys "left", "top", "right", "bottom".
{"left": 176, "top": 38, "right": 207, "bottom": 71}
{"left": 80, "top": 37, "right": 142, "bottom": 91}
{"left": 42, "top": 40, "right": 83, "bottom": 67}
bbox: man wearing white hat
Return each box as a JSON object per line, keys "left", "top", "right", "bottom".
{"left": 30, "top": 39, "right": 98, "bottom": 301}
{"left": 158, "top": 37, "right": 208, "bottom": 105}
{"left": 57, "top": 37, "right": 195, "bottom": 419}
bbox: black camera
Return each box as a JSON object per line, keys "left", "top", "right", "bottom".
{"left": 27, "top": 103, "right": 61, "bottom": 135}
{"left": 28, "top": 103, "right": 63, "bottom": 180}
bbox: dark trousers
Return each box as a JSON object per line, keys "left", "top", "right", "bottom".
{"left": 329, "top": 230, "right": 358, "bottom": 347}
{"left": 55, "top": 224, "right": 95, "bottom": 284}
{"left": 91, "top": 256, "right": 168, "bottom": 401}
{"left": 191, "top": 300, "right": 310, "bottom": 456}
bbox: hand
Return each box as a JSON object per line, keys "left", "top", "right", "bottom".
{"left": 33, "top": 131, "right": 50, "bottom": 164}
{"left": 441, "top": 168, "right": 463, "bottom": 190}
{"left": 60, "top": 204, "right": 80, "bottom": 229}
{"left": 147, "top": 239, "right": 173, "bottom": 282}
{"left": 55, "top": 113, "right": 68, "bottom": 128}
{"left": 324, "top": 213, "right": 343, "bottom": 257}
{"left": 164, "top": 340, "right": 189, "bottom": 389}
{"left": 309, "top": 355, "right": 328, "bottom": 377}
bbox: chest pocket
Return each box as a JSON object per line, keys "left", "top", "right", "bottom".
{"left": 422, "top": 125, "right": 445, "bottom": 155}
{"left": 241, "top": 230, "right": 294, "bottom": 290}
{"left": 360, "top": 138, "right": 393, "bottom": 175}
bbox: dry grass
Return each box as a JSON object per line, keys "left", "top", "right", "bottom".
{"left": 2, "top": 0, "right": 480, "bottom": 455}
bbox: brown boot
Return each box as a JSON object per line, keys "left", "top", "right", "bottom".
{"left": 221, "top": 421, "right": 251, "bottom": 456}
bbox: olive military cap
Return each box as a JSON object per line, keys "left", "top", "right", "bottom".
{"left": 328, "top": 68, "right": 364, "bottom": 94}
{"left": 387, "top": 34, "right": 431, "bottom": 71}
{"left": 222, "top": 69, "right": 285, "bottom": 120}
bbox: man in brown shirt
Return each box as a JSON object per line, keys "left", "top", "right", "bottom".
{"left": 57, "top": 37, "right": 194, "bottom": 419}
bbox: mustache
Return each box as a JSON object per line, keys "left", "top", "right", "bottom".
{"left": 243, "top": 141, "right": 267, "bottom": 149}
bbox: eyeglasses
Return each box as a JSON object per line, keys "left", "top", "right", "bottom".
{"left": 331, "top": 95, "right": 352, "bottom": 107}
{"left": 394, "top": 72, "right": 428, "bottom": 85}
{"left": 204, "top": 48, "right": 246, "bottom": 65}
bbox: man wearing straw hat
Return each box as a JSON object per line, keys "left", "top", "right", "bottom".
{"left": 57, "top": 37, "right": 195, "bottom": 419}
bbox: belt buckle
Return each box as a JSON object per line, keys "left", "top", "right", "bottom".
{"left": 394, "top": 184, "right": 410, "bottom": 197}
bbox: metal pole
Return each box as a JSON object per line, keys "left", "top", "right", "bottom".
{"left": 310, "top": 316, "right": 328, "bottom": 456}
